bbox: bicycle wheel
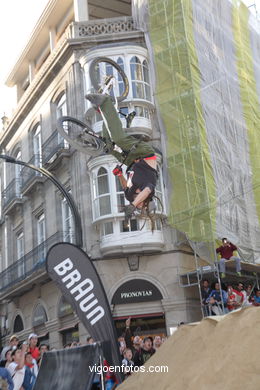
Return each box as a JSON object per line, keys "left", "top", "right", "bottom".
{"left": 89, "top": 57, "right": 129, "bottom": 102}
{"left": 57, "top": 116, "right": 106, "bottom": 156}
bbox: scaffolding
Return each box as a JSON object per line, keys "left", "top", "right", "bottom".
{"left": 179, "top": 255, "right": 260, "bottom": 318}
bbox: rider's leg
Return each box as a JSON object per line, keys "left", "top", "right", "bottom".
{"left": 132, "top": 187, "right": 152, "bottom": 208}
{"left": 86, "top": 94, "right": 155, "bottom": 165}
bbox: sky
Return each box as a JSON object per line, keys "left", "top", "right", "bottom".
{"left": 0, "top": 0, "right": 259, "bottom": 120}
{"left": 0, "top": 0, "right": 49, "bottom": 118}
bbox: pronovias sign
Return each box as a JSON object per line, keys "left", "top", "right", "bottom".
{"left": 112, "top": 279, "right": 163, "bottom": 304}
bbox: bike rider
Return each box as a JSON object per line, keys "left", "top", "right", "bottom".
{"left": 85, "top": 94, "right": 158, "bottom": 221}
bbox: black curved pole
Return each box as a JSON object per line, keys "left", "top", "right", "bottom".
{"left": 0, "top": 154, "right": 83, "bottom": 248}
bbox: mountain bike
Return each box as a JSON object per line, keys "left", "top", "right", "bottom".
{"left": 57, "top": 56, "right": 134, "bottom": 156}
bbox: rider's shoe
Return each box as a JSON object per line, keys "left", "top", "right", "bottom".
{"left": 124, "top": 204, "right": 136, "bottom": 219}
{"left": 85, "top": 93, "right": 107, "bottom": 107}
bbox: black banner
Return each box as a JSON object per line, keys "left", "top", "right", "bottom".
{"left": 46, "top": 243, "right": 123, "bottom": 381}
{"left": 34, "top": 344, "right": 101, "bottom": 390}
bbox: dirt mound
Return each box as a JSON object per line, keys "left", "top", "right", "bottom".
{"left": 118, "top": 307, "right": 260, "bottom": 390}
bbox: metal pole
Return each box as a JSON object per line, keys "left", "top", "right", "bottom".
{"left": 0, "top": 154, "right": 83, "bottom": 247}
{"left": 194, "top": 242, "right": 205, "bottom": 318}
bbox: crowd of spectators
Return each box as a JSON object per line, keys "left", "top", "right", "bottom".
{"left": 0, "top": 322, "right": 166, "bottom": 390}
{"left": 201, "top": 279, "right": 260, "bottom": 316}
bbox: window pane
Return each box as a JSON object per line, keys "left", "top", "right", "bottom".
{"left": 115, "top": 176, "right": 123, "bottom": 192}
{"left": 103, "top": 222, "right": 113, "bottom": 235}
{"left": 135, "top": 82, "right": 145, "bottom": 99}
{"left": 143, "top": 61, "right": 150, "bottom": 83}
{"left": 120, "top": 219, "right": 138, "bottom": 232}
{"left": 99, "top": 195, "right": 111, "bottom": 216}
{"left": 97, "top": 168, "right": 109, "bottom": 195}
{"left": 119, "top": 107, "right": 128, "bottom": 119}
{"left": 117, "top": 194, "right": 125, "bottom": 210}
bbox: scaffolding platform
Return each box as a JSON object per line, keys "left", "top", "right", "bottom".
{"left": 179, "top": 260, "right": 260, "bottom": 288}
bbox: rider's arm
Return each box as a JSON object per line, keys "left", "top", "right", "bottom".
{"left": 118, "top": 175, "right": 127, "bottom": 190}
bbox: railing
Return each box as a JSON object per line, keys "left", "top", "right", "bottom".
{"left": 71, "top": 16, "right": 136, "bottom": 38}
{"left": 2, "top": 178, "right": 22, "bottom": 208}
{"left": 0, "top": 231, "right": 75, "bottom": 293}
{"left": 42, "top": 129, "right": 69, "bottom": 165}
{"left": 21, "top": 154, "right": 43, "bottom": 189}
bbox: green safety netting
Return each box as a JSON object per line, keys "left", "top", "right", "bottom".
{"left": 132, "top": 0, "right": 260, "bottom": 262}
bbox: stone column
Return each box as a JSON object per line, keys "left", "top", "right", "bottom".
{"left": 74, "top": 0, "right": 89, "bottom": 22}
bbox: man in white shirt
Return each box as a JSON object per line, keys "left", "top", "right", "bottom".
{"left": 7, "top": 343, "right": 27, "bottom": 390}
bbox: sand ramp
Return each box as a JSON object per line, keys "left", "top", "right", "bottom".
{"left": 118, "top": 307, "right": 260, "bottom": 390}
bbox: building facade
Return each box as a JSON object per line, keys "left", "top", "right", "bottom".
{"left": 0, "top": 0, "right": 201, "bottom": 348}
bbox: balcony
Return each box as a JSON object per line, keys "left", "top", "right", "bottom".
{"left": 0, "top": 231, "right": 75, "bottom": 299}
{"left": 21, "top": 154, "right": 45, "bottom": 195}
{"left": 2, "top": 178, "right": 23, "bottom": 214}
{"left": 42, "top": 129, "right": 70, "bottom": 169}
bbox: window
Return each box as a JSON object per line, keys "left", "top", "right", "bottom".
{"left": 56, "top": 93, "right": 67, "bottom": 118}
{"left": 36, "top": 213, "right": 46, "bottom": 264}
{"left": 32, "top": 304, "right": 48, "bottom": 327}
{"left": 62, "top": 196, "right": 74, "bottom": 243}
{"left": 130, "top": 56, "right": 151, "bottom": 101}
{"left": 17, "top": 231, "right": 25, "bottom": 278}
{"left": 134, "top": 105, "right": 150, "bottom": 119}
{"left": 17, "top": 231, "right": 24, "bottom": 259}
{"left": 13, "top": 315, "right": 24, "bottom": 333}
{"left": 101, "top": 221, "right": 114, "bottom": 236}
{"left": 93, "top": 167, "right": 111, "bottom": 218}
{"left": 33, "top": 125, "right": 42, "bottom": 167}
{"left": 117, "top": 57, "right": 125, "bottom": 97}
{"left": 56, "top": 93, "right": 69, "bottom": 148}
{"left": 15, "top": 151, "right": 22, "bottom": 195}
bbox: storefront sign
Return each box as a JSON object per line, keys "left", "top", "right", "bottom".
{"left": 112, "top": 279, "right": 163, "bottom": 304}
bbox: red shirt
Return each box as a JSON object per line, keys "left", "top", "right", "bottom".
{"left": 216, "top": 243, "right": 237, "bottom": 260}
{"left": 29, "top": 346, "right": 40, "bottom": 361}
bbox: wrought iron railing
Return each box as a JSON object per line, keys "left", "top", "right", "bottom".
{"left": 2, "top": 178, "right": 22, "bottom": 208}
{"left": 42, "top": 129, "right": 69, "bottom": 165}
{"left": 0, "top": 231, "right": 75, "bottom": 293}
{"left": 21, "top": 154, "right": 43, "bottom": 189}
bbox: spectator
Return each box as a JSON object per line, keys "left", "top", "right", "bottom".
{"left": 236, "top": 282, "right": 247, "bottom": 306}
{"left": 28, "top": 334, "right": 40, "bottom": 363}
{"left": 86, "top": 337, "right": 94, "bottom": 345}
{"left": 252, "top": 289, "right": 260, "bottom": 306}
{"left": 246, "top": 284, "right": 254, "bottom": 304}
{"left": 7, "top": 344, "right": 27, "bottom": 390}
{"left": 0, "top": 366, "right": 14, "bottom": 390}
{"left": 216, "top": 238, "right": 241, "bottom": 278}
{"left": 206, "top": 282, "right": 228, "bottom": 315}
{"left": 118, "top": 337, "right": 126, "bottom": 358}
{"left": 201, "top": 279, "right": 212, "bottom": 316}
{"left": 4, "top": 350, "right": 13, "bottom": 368}
{"left": 227, "top": 285, "right": 241, "bottom": 311}
{"left": 132, "top": 336, "right": 142, "bottom": 352}
{"left": 38, "top": 344, "right": 49, "bottom": 368}
{"left": 122, "top": 348, "right": 134, "bottom": 377}
{"left": 153, "top": 336, "right": 162, "bottom": 351}
{"left": 1, "top": 335, "right": 19, "bottom": 361}
{"left": 22, "top": 352, "right": 37, "bottom": 390}
{"left": 133, "top": 337, "right": 155, "bottom": 366}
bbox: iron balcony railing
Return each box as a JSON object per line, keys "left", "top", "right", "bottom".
{"left": 2, "top": 178, "right": 22, "bottom": 208}
{"left": 0, "top": 231, "right": 75, "bottom": 293}
{"left": 21, "top": 154, "right": 43, "bottom": 189}
{"left": 42, "top": 129, "right": 69, "bottom": 165}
